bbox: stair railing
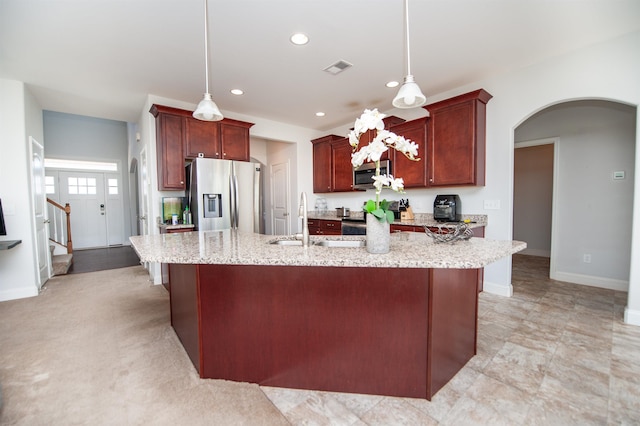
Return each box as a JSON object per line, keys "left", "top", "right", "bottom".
{"left": 47, "top": 198, "right": 73, "bottom": 254}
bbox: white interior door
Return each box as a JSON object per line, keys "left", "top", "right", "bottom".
{"left": 59, "top": 171, "right": 107, "bottom": 248}
{"left": 139, "top": 148, "right": 149, "bottom": 236}
{"left": 30, "top": 137, "right": 51, "bottom": 288}
{"left": 271, "top": 161, "right": 290, "bottom": 235}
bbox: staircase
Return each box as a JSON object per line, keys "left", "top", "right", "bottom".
{"left": 47, "top": 199, "right": 73, "bottom": 275}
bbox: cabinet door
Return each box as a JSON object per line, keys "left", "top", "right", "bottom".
{"left": 312, "top": 138, "right": 334, "bottom": 193}
{"left": 391, "top": 118, "right": 428, "bottom": 188}
{"left": 320, "top": 219, "right": 342, "bottom": 235}
{"left": 220, "top": 122, "right": 251, "bottom": 161}
{"left": 426, "top": 89, "right": 491, "bottom": 187}
{"left": 331, "top": 138, "right": 356, "bottom": 192}
{"left": 184, "top": 118, "right": 220, "bottom": 159}
{"left": 156, "top": 113, "right": 186, "bottom": 190}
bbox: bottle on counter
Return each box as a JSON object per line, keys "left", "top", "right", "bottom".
{"left": 183, "top": 206, "right": 191, "bottom": 225}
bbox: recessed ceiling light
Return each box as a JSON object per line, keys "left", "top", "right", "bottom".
{"left": 230, "top": 89, "right": 244, "bottom": 95}
{"left": 315, "top": 112, "right": 325, "bottom": 117}
{"left": 290, "top": 33, "right": 309, "bottom": 45}
{"left": 386, "top": 81, "right": 400, "bottom": 88}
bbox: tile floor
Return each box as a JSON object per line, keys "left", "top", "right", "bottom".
{"left": 261, "top": 255, "right": 640, "bottom": 425}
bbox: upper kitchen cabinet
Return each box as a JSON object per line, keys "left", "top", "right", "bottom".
{"left": 425, "top": 89, "right": 492, "bottom": 187}
{"left": 150, "top": 104, "right": 254, "bottom": 190}
{"left": 389, "top": 117, "right": 428, "bottom": 188}
{"left": 150, "top": 104, "right": 186, "bottom": 190}
{"left": 311, "top": 134, "right": 341, "bottom": 193}
{"left": 220, "top": 119, "right": 254, "bottom": 161}
{"left": 184, "top": 117, "right": 220, "bottom": 159}
{"left": 331, "top": 137, "right": 357, "bottom": 192}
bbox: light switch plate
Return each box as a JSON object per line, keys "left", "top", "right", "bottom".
{"left": 613, "top": 171, "right": 625, "bottom": 180}
{"left": 483, "top": 200, "right": 501, "bottom": 210}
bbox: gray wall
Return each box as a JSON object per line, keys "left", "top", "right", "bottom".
{"left": 43, "top": 111, "right": 132, "bottom": 241}
{"left": 515, "top": 100, "right": 636, "bottom": 284}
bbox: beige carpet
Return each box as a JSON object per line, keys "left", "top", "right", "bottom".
{"left": 0, "top": 266, "right": 289, "bottom": 425}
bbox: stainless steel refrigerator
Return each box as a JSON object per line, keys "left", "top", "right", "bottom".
{"left": 186, "top": 158, "right": 264, "bottom": 233}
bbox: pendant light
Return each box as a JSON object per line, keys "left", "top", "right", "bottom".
{"left": 392, "top": 0, "right": 426, "bottom": 109}
{"left": 193, "top": 0, "right": 223, "bottom": 121}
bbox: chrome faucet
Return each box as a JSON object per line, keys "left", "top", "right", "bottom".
{"left": 296, "top": 192, "right": 310, "bottom": 247}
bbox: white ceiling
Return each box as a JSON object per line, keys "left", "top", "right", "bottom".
{"left": 1, "top": 0, "right": 639, "bottom": 131}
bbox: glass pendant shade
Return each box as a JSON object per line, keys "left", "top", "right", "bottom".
{"left": 193, "top": 93, "right": 223, "bottom": 121}
{"left": 392, "top": 75, "right": 426, "bottom": 108}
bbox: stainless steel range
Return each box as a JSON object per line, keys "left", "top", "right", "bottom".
{"left": 341, "top": 218, "right": 366, "bottom": 235}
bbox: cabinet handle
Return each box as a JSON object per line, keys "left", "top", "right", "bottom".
{"left": 180, "top": 181, "right": 184, "bottom": 184}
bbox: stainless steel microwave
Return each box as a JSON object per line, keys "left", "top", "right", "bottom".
{"left": 353, "top": 160, "right": 391, "bottom": 190}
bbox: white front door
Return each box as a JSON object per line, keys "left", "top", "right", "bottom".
{"left": 59, "top": 171, "right": 108, "bottom": 248}
{"left": 105, "top": 173, "right": 124, "bottom": 245}
{"left": 30, "top": 137, "right": 51, "bottom": 288}
{"left": 271, "top": 161, "right": 290, "bottom": 236}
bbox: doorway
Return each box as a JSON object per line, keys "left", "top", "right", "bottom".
{"left": 30, "top": 137, "right": 51, "bottom": 288}
{"left": 271, "top": 161, "right": 291, "bottom": 235}
{"left": 513, "top": 100, "right": 636, "bottom": 291}
{"left": 53, "top": 170, "right": 125, "bottom": 249}
{"left": 513, "top": 140, "right": 556, "bottom": 275}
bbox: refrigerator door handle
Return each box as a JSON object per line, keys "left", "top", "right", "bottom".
{"left": 229, "top": 173, "right": 236, "bottom": 229}
{"left": 232, "top": 174, "right": 240, "bottom": 229}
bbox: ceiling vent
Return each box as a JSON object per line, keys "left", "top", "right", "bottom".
{"left": 323, "top": 60, "right": 353, "bottom": 75}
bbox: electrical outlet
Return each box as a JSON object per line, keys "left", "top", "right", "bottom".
{"left": 583, "top": 254, "right": 592, "bottom": 263}
{"left": 483, "top": 200, "right": 501, "bottom": 210}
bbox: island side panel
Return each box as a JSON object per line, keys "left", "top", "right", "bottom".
{"left": 428, "top": 268, "right": 479, "bottom": 397}
{"left": 197, "top": 264, "right": 432, "bottom": 399}
{"left": 169, "top": 264, "right": 202, "bottom": 375}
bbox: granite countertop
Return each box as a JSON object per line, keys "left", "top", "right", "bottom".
{"left": 308, "top": 211, "right": 488, "bottom": 229}
{"left": 130, "top": 230, "right": 525, "bottom": 269}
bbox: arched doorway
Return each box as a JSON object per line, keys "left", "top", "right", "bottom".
{"left": 513, "top": 99, "right": 636, "bottom": 292}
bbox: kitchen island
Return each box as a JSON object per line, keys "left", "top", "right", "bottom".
{"left": 130, "top": 230, "right": 525, "bottom": 400}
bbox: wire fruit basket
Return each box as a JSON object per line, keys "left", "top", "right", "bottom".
{"left": 423, "top": 223, "right": 474, "bottom": 243}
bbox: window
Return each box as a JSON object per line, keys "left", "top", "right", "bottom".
{"left": 45, "top": 176, "right": 56, "bottom": 195}
{"left": 68, "top": 177, "right": 97, "bottom": 195}
{"left": 108, "top": 178, "right": 118, "bottom": 195}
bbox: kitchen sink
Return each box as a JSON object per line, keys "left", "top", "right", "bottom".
{"left": 269, "top": 239, "right": 304, "bottom": 246}
{"left": 313, "top": 240, "right": 365, "bottom": 248}
{"left": 268, "top": 238, "right": 365, "bottom": 248}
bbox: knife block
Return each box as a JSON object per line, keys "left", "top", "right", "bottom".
{"left": 400, "top": 207, "right": 414, "bottom": 221}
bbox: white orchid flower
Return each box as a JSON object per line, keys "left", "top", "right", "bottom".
{"left": 351, "top": 149, "right": 368, "bottom": 168}
{"left": 367, "top": 139, "right": 388, "bottom": 162}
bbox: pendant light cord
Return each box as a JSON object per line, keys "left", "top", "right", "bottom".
{"left": 203, "top": 0, "right": 210, "bottom": 94}
{"left": 405, "top": 0, "right": 411, "bottom": 76}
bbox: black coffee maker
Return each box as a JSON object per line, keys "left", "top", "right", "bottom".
{"left": 433, "top": 195, "right": 461, "bottom": 222}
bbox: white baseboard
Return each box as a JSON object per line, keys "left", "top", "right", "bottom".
{"left": 483, "top": 280, "right": 513, "bottom": 297}
{"left": 624, "top": 307, "right": 640, "bottom": 326}
{"left": 0, "top": 286, "right": 38, "bottom": 302}
{"left": 551, "top": 271, "right": 628, "bottom": 292}
{"left": 519, "top": 248, "right": 550, "bottom": 257}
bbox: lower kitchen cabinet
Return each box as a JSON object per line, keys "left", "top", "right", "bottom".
{"left": 390, "top": 224, "right": 424, "bottom": 233}
{"left": 307, "top": 219, "right": 341, "bottom": 235}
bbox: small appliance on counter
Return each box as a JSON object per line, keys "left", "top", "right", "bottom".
{"left": 433, "top": 194, "right": 462, "bottom": 222}
{"left": 336, "top": 207, "right": 350, "bottom": 218}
